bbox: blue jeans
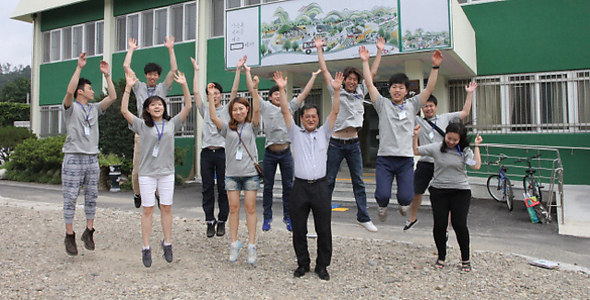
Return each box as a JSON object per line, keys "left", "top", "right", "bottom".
{"left": 262, "top": 147, "right": 294, "bottom": 220}
{"left": 375, "top": 156, "right": 415, "bottom": 207}
{"left": 326, "top": 139, "right": 370, "bottom": 223}
{"left": 201, "top": 148, "right": 229, "bottom": 222}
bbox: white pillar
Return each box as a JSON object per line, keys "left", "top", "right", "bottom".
{"left": 194, "top": 0, "right": 209, "bottom": 179}
{"left": 30, "top": 14, "right": 42, "bottom": 136}
{"left": 102, "top": 0, "right": 115, "bottom": 90}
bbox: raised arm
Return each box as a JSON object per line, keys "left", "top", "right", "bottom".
{"left": 174, "top": 71, "right": 193, "bottom": 122}
{"left": 459, "top": 82, "right": 477, "bottom": 120}
{"left": 294, "top": 69, "right": 322, "bottom": 105}
{"left": 413, "top": 125, "right": 422, "bottom": 156}
{"left": 370, "top": 37, "right": 385, "bottom": 80}
{"left": 207, "top": 83, "right": 223, "bottom": 130}
{"left": 230, "top": 55, "right": 247, "bottom": 100}
{"left": 121, "top": 72, "right": 139, "bottom": 124}
{"left": 360, "top": 46, "right": 380, "bottom": 103}
{"left": 273, "top": 71, "right": 292, "bottom": 129}
{"left": 470, "top": 134, "right": 483, "bottom": 170}
{"left": 418, "top": 50, "right": 443, "bottom": 105}
{"left": 191, "top": 57, "right": 203, "bottom": 110}
{"left": 243, "top": 65, "right": 261, "bottom": 127}
{"left": 63, "top": 52, "right": 87, "bottom": 109}
{"left": 163, "top": 36, "right": 178, "bottom": 88}
{"left": 99, "top": 60, "right": 117, "bottom": 111}
{"left": 123, "top": 38, "right": 138, "bottom": 76}
{"left": 314, "top": 36, "right": 333, "bottom": 85}
{"left": 327, "top": 72, "right": 344, "bottom": 130}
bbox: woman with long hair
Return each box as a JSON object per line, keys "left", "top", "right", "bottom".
{"left": 121, "top": 70, "right": 192, "bottom": 268}
{"left": 207, "top": 64, "right": 261, "bottom": 265}
{"left": 413, "top": 122, "right": 482, "bottom": 272}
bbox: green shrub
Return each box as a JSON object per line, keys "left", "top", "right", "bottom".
{"left": 0, "top": 102, "right": 30, "bottom": 127}
{"left": 10, "top": 135, "right": 64, "bottom": 173}
{"left": 0, "top": 126, "right": 36, "bottom": 163}
{"left": 98, "top": 152, "right": 123, "bottom": 167}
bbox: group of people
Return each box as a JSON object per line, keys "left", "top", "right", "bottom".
{"left": 60, "top": 35, "right": 482, "bottom": 279}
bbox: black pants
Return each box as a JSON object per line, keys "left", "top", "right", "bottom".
{"left": 201, "top": 148, "right": 229, "bottom": 222}
{"left": 428, "top": 187, "right": 471, "bottom": 262}
{"left": 290, "top": 178, "right": 332, "bottom": 268}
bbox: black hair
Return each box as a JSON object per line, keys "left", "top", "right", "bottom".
{"left": 343, "top": 66, "right": 362, "bottom": 83}
{"left": 205, "top": 82, "right": 223, "bottom": 95}
{"left": 142, "top": 96, "right": 171, "bottom": 127}
{"left": 388, "top": 73, "right": 410, "bottom": 90}
{"left": 426, "top": 95, "right": 438, "bottom": 106}
{"left": 300, "top": 103, "right": 319, "bottom": 116}
{"left": 269, "top": 85, "right": 280, "bottom": 97}
{"left": 74, "top": 78, "right": 92, "bottom": 99}
{"left": 144, "top": 63, "right": 162, "bottom": 75}
{"left": 440, "top": 122, "right": 470, "bottom": 153}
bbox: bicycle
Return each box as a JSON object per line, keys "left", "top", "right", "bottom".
{"left": 486, "top": 154, "right": 514, "bottom": 211}
{"left": 514, "top": 153, "right": 543, "bottom": 204}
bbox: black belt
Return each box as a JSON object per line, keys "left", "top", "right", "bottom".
{"left": 265, "top": 146, "right": 290, "bottom": 155}
{"left": 203, "top": 147, "right": 224, "bottom": 153}
{"left": 295, "top": 177, "right": 326, "bottom": 184}
{"left": 330, "top": 137, "right": 359, "bottom": 145}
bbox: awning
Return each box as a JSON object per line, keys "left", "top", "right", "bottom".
{"left": 11, "top": 0, "right": 88, "bottom": 22}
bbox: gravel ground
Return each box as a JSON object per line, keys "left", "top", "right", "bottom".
{"left": 1, "top": 202, "right": 588, "bottom": 300}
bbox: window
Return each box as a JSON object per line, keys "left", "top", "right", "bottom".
{"left": 72, "top": 25, "right": 83, "bottom": 57}
{"left": 96, "top": 21, "right": 104, "bottom": 54}
{"left": 86, "top": 23, "right": 96, "bottom": 56}
{"left": 50, "top": 31, "right": 61, "bottom": 61}
{"left": 62, "top": 27, "right": 72, "bottom": 60}
{"left": 127, "top": 14, "right": 139, "bottom": 43}
{"left": 155, "top": 8, "right": 168, "bottom": 45}
{"left": 42, "top": 32, "right": 50, "bottom": 63}
{"left": 539, "top": 74, "right": 568, "bottom": 129}
{"left": 116, "top": 16, "right": 127, "bottom": 51}
{"left": 509, "top": 75, "right": 535, "bottom": 131}
{"left": 171, "top": 5, "right": 184, "bottom": 42}
{"left": 227, "top": 0, "right": 240, "bottom": 9}
{"left": 142, "top": 10, "right": 154, "bottom": 47}
{"left": 42, "top": 20, "right": 104, "bottom": 63}
{"left": 211, "top": 0, "right": 224, "bottom": 37}
{"left": 185, "top": 3, "right": 197, "bottom": 40}
{"left": 40, "top": 105, "right": 64, "bottom": 138}
{"left": 576, "top": 72, "right": 590, "bottom": 129}
{"left": 168, "top": 96, "right": 196, "bottom": 136}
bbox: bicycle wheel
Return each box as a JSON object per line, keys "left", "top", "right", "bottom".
{"left": 524, "top": 176, "right": 543, "bottom": 204}
{"left": 504, "top": 177, "right": 514, "bottom": 211}
{"left": 486, "top": 175, "right": 503, "bottom": 202}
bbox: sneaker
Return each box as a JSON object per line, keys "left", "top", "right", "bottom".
{"left": 142, "top": 248, "right": 152, "bottom": 267}
{"left": 206, "top": 221, "right": 216, "bottom": 238}
{"left": 133, "top": 194, "right": 141, "bottom": 208}
{"left": 262, "top": 218, "right": 272, "bottom": 231}
{"left": 283, "top": 218, "right": 292, "bottom": 232}
{"left": 403, "top": 219, "right": 419, "bottom": 231}
{"left": 81, "top": 227, "right": 95, "bottom": 250}
{"left": 229, "top": 241, "right": 242, "bottom": 262}
{"left": 399, "top": 205, "right": 409, "bottom": 216}
{"left": 216, "top": 221, "right": 226, "bottom": 237}
{"left": 64, "top": 232, "right": 78, "bottom": 256}
{"left": 247, "top": 244, "right": 257, "bottom": 265}
{"left": 161, "top": 240, "right": 173, "bottom": 263}
{"left": 378, "top": 206, "right": 388, "bottom": 222}
{"left": 357, "top": 220, "right": 378, "bottom": 232}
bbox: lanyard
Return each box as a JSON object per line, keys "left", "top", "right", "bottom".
{"left": 430, "top": 116, "right": 438, "bottom": 128}
{"left": 155, "top": 120, "right": 165, "bottom": 142}
{"left": 456, "top": 145, "right": 463, "bottom": 157}
{"left": 237, "top": 123, "right": 246, "bottom": 146}
{"left": 391, "top": 101, "right": 405, "bottom": 111}
{"left": 76, "top": 101, "right": 92, "bottom": 125}
{"left": 147, "top": 86, "right": 156, "bottom": 97}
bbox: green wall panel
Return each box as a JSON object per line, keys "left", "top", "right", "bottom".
{"left": 462, "top": 0, "right": 590, "bottom": 75}
{"left": 174, "top": 137, "right": 194, "bottom": 178}
{"left": 114, "top": 0, "right": 189, "bottom": 16}
{"left": 470, "top": 133, "right": 590, "bottom": 185}
{"left": 112, "top": 42, "right": 196, "bottom": 96}
{"left": 207, "top": 38, "right": 274, "bottom": 93}
{"left": 39, "top": 57, "right": 104, "bottom": 106}
{"left": 41, "top": 0, "right": 104, "bottom": 31}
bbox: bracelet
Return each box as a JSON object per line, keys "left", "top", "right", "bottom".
{"left": 432, "top": 66, "right": 440, "bottom": 69}
{"left": 104, "top": 73, "right": 111, "bottom": 77}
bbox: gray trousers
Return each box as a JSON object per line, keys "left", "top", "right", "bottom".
{"left": 62, "top": 153, "right": 99, "bottom": 224}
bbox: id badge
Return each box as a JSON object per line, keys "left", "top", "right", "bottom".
{"left": 152, "top": 145, "right": 160, "bottom": 157}
{"left": 398, "top": 111, "right": 407, "bottom": 120}
{"left": 236, "top": 148, "right": 243, "bottom": 160}
{"left": 466, "top": 158, "right": 476, "bottom": 166}
{"left": 84, "top": 125, "right": 91, "bottom": 136}
{"left": 428, "top": 131, "right": 435, "bottom": 139}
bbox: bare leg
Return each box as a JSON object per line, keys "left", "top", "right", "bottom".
{"left": 409, "top": 194, "right": 423, "bottom": 222}
{"left": 244, "top": 190, "right": 258, "bottom": 245}
{"left": 228, "top": 191, "right": 241, "bottom": 243}
{"left": 66, "top": 223, "right": 74, "bottom": 235}
{"left": 141, "top": 206, "right": 155, "bottom": 247}
{"left": 160, "top": 205, "right": 172, "bottom": 244}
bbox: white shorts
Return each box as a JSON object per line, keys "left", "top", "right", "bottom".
{"left": 138, "top": 174, "right": 175, "bottom": 207}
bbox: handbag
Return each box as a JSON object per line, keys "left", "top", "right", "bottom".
{"left": 236, "top": 128, "right": 264, "bottom": 180}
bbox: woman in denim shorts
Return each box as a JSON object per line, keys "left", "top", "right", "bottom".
{"left": 207, "top": 64, "right": 261, "bottom": 265}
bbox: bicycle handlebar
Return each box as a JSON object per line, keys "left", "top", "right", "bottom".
{"left": 514, "top": 153, "right": 541, "bottom": 164}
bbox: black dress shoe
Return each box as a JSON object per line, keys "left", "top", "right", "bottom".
{"left": 293, "top": 265, "right": 310, "bottom": 277}
{"left": 314, "top": 266, "right": 330, "bottom": 281}
{"left": 216, "top": 221, "right": 225, "bottom": 237}
{"left": 206, "top": 222, "right": 216, "bottom": 238}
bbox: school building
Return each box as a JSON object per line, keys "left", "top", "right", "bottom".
{"left": 12, "top": 0, "right": 590, "bottom": 236}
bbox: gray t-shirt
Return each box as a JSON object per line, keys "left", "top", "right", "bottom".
{"left": 288, "top": 122, "right": 332, "bottom": 180}
{"left": 131, "top": 115, "right": 183, "bottom": 176}
{"left": 373, "top": 94, "right": 421, "bottom": 157}
{"left": 132, "top": 81, "right": 171, "bottom": 118}
{"left": 418, "top": 143, "right": 475, "bottom": 190}
{"left": 327, "top": 80, "right": 368, "bottom": 132}
{"left": 416, "top": 112, "right": 462, "bottom": 163}
{"left": 220, "top": 122, "right": 260, "bottom": 177}
{"left": 198, "top": 102, "right": 230, "bottom": 149}
{"left": 62, "top": 102, "right": 104, "bottom": 155}
{"left": 259, "top": 97, "right": 302, "bottom": 148}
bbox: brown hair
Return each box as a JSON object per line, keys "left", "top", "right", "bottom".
{"left": 142, "top": 96, "right": 170, "bottom": 127}
{"left": 228, "top": 97, "right": 251, "bottom": 131}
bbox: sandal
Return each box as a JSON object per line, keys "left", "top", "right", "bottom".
{"left": 461, "top": 260, "right": 471, "bottom": 272}
{"left": 434, "top": 260, "right": 445, "bottom": 269}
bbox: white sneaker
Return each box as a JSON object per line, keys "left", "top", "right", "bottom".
{"left": 378, "top": 206, "right": 388, "bottom": 222}
{"left": 399, "top": 205, "right": 409, "bottom": 217}
{"left": 357, "top": 221, "right": 378, "bottom": 232}
{"left": 229, "top": 241, "right": 242, "bottom": 262}
{"left": 247, "top": 244, "right": 257, "bottom": 265}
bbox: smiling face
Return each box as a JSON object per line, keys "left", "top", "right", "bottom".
{"left": 270, "top": 91, "right": 281, "bottom": 106}
{"left": 145, "top": 71, "right": 160, "bottom": 87}
{"left": 422, "top": 101, "right": 437, "bottom": 118}
{"left": 231, "top": 102, "right": 249, "bottom": 124}
{"left": 300, "top": 107, "right": 319, "bottom": 132}
{"left": 445, "top": 132, "right": 461, "bottom": 149}
{"left": 389, "top": 83, "right": 408, "bottom": 104}
{"left": 147, "top": 98, "right": 166, "bottom": 120}
{"left": 344, "top": 73, "right": 359, "bottom": 93}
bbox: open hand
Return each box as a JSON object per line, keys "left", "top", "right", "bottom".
{"left": 273, "top": 71, "right": 287, "bottom": 89}
{"left": 332, "top": 72, "right": 344, "bottom": 90}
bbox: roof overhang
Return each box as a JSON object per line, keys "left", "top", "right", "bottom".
{"left": 11, "top": 0, "right": 88, "bottom": 23}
